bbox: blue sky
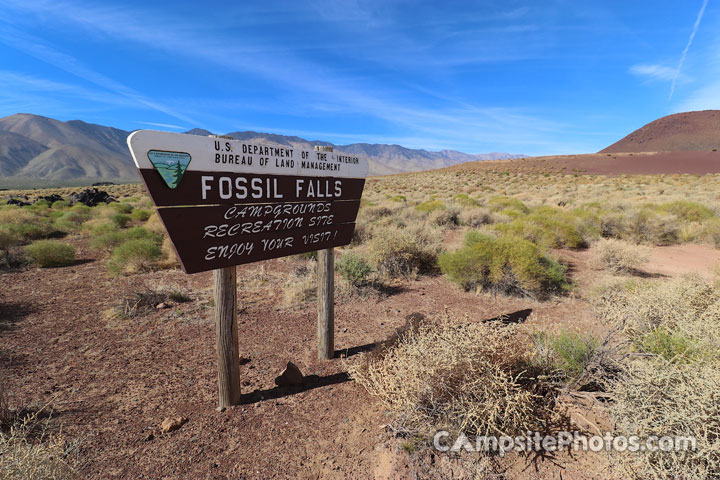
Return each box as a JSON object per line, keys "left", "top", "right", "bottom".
{"left": 0, "top": 1, "right": 718, "bottom": 155}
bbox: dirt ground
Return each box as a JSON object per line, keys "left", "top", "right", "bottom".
{"left": 1, "top": 235, "right": 715, "bottom": 479}
{"left": 444, "top": 150, "right": 720, "bottom": 176}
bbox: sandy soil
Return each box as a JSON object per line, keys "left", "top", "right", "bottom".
{"left": 0, "top": 237, "right": 711, "bottom": 478}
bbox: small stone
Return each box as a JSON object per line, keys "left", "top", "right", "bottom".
{"left": 143, "top": 432, "right": 155, "bottom": 442}
{"left": 215, "top": 406, "right": 226, "bottom": 413}
{"left": 156, "top": 302, "right": 168, "bottom": 309}
{"left": 342, "top": 328, "right": 348, "bottom": 333}
{"left": 274, "top": 361, "right": 303, "bottom": 387}
{"left": 159, "top": 416, "right": 187, "bottom": 434}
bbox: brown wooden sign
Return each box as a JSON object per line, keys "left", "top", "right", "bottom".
{"left": 157, "top": 201, "right": 360, "bottom": 273}
{"left": 139, "top": 169, "right": 365, "bottom": 206}
{"left": 127, "top": 131, "right": 368, "bottom": 274}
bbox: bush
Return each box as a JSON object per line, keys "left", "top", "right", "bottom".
{"left": 488, "top": 196, "right": 528, "bottom": 214}
{"left": 439, "top": 232, "right": 567, "bottom": 298}
{"left": 107, "top": 239, "right": 161, "bottom": 275}
{"left": 415, "top": 200, "right": 446, "bottom": 213}
{"left": 635, "top": 328, "right": 700, "bottom": 362}
{"left": 349, "top": 315, "right": 554, "bottom": 437}
{"left": 458, "top": 207, "right": 492, "bottom": 227}
{"left": 130, "top": 209, "right": 152, "bottom": 222}
{"left": 0, "top": 411, "right": 80, "bottom": 479}
{"left": 369, "top": 224, "right": 442, "bottom": 278}
{"left": 590, "top": 238, "right": 650, "bottom": 273}
{"left": 110, "top": 213, "right": 131, "bottom": 229}
{"left": 493, "top": 206, "right": 586, "bottom": 248}
{"left": 336, "top": 251, "right": 372, "bottom": 286}
{"left": 592, "top": 275, "right": 720, "bottom": 356}
{"left": 24, "top": 241, "right": 75, "bottom": 267}
{"left": 610, "top": 358, "right": 720, "bottom": 479}
{"left": 530, "top": 330, "right": 598, "bottom": 380}
{"left": 109, "top": 202, "right": 133, "bottom": 214}
{"left": 0, "top": 208, "right": 56, "bottom": 242}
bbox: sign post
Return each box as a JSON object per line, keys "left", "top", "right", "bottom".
{"left": 315, "top": 145, "right": 336, "bottom": 360}
{"left": 127, "top": 131, "right": 368, "bottom": 406}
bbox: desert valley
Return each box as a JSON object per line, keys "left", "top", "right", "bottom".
{"left": 1, "top": 109, "right": 720, "bottom": 479}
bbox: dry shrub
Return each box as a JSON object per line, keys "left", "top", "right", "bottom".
{"left": 113, "top": 287, "right": 191, "bottom": 319}
{"left": 349, "top": 315, "right": 554, "bottom": 438}
{"left": 0, "top": 412, "right": 79, "bottom": 480}
{"left": 593, "top": 276, "right": 720, "bottom": 478}
{"left": 457, "top": 207, "right": 492, "bottom": 227}
{"left": 369, "top": 223, "right": 442, "bottom": 279}
{"left": 610, "top": 358, "right": 720, "bottom": 480}
{"left": 282, "top": 260, "right": 317, "bottom": 305}
{"left": 593, "top": 275, "right": 720, "bottom": 355}
{"left": 589, "top": 238, "right": 650, "bottom": 274}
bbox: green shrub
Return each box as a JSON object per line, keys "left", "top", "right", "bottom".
{"left": 659, "top": 201, "right": 715, "bottom": 222}
{"left": 488, "top": 196, "right": 529, "bottom": 214}
{"left": 24, "top": 240, "right": 76, "bottom": 267}
{"left": 110, "top": 202, "right": 133, "bottom": 214}
{"left": 110, "top": 213, "right": 131, "bottom": 229}
{"left": 51, "top": 200, "right": 69, "bottom": 209}
{"left": 130, "top": 209, "right": 152, "bottom": 222}
{"left": 531, "top": 330, "right": 598, "bottom": 379}
{"left": 494, "top": 210, "right": 586, "bottom": 249}
{"left": 336, "top": 251, "right": 372, "bottom": 286}
{"left": 452, "top": 193, "right": 478, "bottom": 207}
{"left": 389, "top": 195, "right": 406, "bottom": 203}
{"left": 107, "top": 239, "right": 162, "bottom": 275}
{"left": 439, "top": 231, "right": 567, "bottom": 297}
{"left": 415, "top": 200, "right": 445, "bottom": 213}
{"left": 635, "top": 328, "right": 699, "bottom": 362}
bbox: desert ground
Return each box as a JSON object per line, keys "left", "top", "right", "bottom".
{"left": 2, "top": 153, "right": 720, "bottom": 479}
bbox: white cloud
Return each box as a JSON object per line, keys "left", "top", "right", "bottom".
{"left": 630, "top": 64, "right": 679, "bottom": 81}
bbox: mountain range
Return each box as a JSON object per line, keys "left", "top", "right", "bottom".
{"left": 0, "top": 113, "right": 525, "bottom": 188}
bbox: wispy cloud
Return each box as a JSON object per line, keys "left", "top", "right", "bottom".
{"left": 0, "top": 19, "right": 202, "bottom": 126}
{"left": 630, "top": 64, "right": 679, "bottom": 81}
{"left": 137, "top": 122, "right": 187, "bottom": 130}
{"left": 669, "top": 0, "right": 709, "bottom": 100}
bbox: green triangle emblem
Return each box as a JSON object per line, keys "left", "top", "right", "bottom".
{"left": 147, "top": 150, "right": 192, "bottom": 189}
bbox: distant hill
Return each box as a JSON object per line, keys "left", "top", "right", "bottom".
{"left": 601, "top": 110, "right": 720, "bottom": 153}
{"left": 0, "top": 113, "right": 525, "bottom": 187}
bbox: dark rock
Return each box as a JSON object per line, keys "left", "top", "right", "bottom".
{"left": 6, "top": 198, "right": 30, "bottom": 206}
{"left": 274, "top": 361, "right": 303, "bottom": 387}
{"left": 34, "top": 194, "right": 64, "bottom": 204}
{"left": 67, "top": 188, "right": 116, "bottom": 207}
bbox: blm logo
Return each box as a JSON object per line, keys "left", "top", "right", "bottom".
{"left": 148, "top": 150, "right": 192, "bottom": 189}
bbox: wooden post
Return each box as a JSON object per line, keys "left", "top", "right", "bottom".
{"left": 214, "top": 266, "right": 241, "bottom": 407}
{"left": 317, "top": 248, "right": 334, "bottom": 360}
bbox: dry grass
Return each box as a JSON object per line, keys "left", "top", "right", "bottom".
{"left": 592, "top": 276, "right": 720, "bottom": 479}
{"left": 609, "top": 357, "right": 720, "bottom": 480}
{"left": 593, "top": 275, "right": 720, "bottom": 356}
{"left": 589, "top": 238, "right": 650, "bottom": 274}
{"left": 349, "top": 314, "right": 555, "bottom": 438}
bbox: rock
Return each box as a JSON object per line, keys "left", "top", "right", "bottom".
{"left": 156, "top": 302, "right": 168, "bottom": 309}
{"left": 274, "top": 361, "right": 303, "bottom": 387}
{"left": 6, "top": 198, "right": 30, "bottom": 206}
{"left": 143, "top": 432, "right": 155, "bottom": 442}
{"left": 34, "top": 194, "right": 63, "bottom": 204}
{"left": 159, "top": 416, "right": 187, "bottom": 434}
{"left": 67, "top": 188, "right": 116, "bottom": 207}
{"left": 215, "top": 406, "right": 225, "bottom": 413}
